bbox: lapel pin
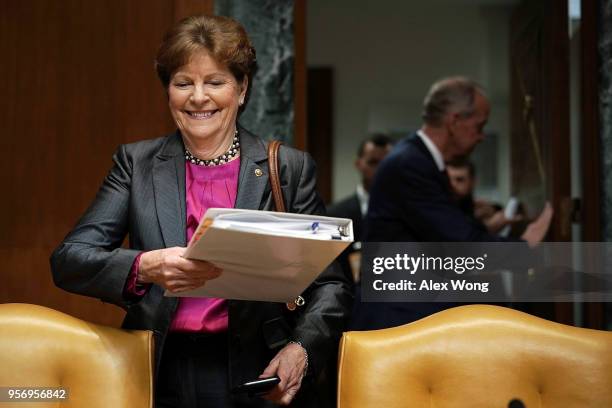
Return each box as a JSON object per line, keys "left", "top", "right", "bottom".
{"left": 254, "top": 168, "right": 263, "bottom": 177}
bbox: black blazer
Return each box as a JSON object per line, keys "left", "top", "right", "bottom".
{"left": 351, "top": 134, "right": 510, "bottom": 330}
{"left": 50, "top": 127, "right": 352, "bottom": 405}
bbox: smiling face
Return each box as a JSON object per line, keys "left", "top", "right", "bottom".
{"left": 168, "top": 49, "right": 247, "bottom": 155}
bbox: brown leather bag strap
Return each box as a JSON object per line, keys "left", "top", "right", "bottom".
{"left": 268, "top": 140, "right": 307, "bottom": 311}
{"left": 267, "top": 140, "right": 286, "bottom": 212}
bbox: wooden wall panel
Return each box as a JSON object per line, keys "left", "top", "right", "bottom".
{"left": 581, "top": 0, "right": 604, "bottom": 328}
{"left": 0, "top": 0, "right": 208, "bottom": 326}
{"left": 174, "top": 0, "right": 214, "bottom": 20}
{"left": 510, "top": 0, "right": 572, "bottom": 325}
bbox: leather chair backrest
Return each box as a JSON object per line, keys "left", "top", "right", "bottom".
{"left": 338, "top": 305, "right": 612, "bottom": 408}
{"left": 0, "top": 303, "right": 153, "bottom": 408}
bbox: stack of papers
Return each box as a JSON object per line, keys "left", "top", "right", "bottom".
{"left": 165, "top": 208, "right": 353, "bottom": 302}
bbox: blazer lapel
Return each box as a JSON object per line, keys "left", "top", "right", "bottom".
{"left": 235, "top": 127, "right": 270, "bottom": 210}
{"left": 153, "top": 132, "right": 187, "bottom": 247}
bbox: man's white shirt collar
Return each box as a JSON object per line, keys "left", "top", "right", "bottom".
{"left": 416, "top": 130, "right": 445, "bottom": 172}
{"left": 355, "top": 183, "right": 369, "bottom": 217}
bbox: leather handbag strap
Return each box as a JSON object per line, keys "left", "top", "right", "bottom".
{"left": 267, "top": 140, "right": 286, "bottom": 212}
{"left": 267, "top": 139, "right": 306, "bottom": 311}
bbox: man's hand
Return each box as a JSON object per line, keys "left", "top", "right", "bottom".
{"left": 137, "top": 247, "right": 222, "bottom": 292}
{"left": 484, "top": 210, "right": 523, "bottom": 234}
{"left": 521, "top": 202, "right": 554, "bottom": 247}
{"left": 474, "top": 199, "right": 498, "bottom": 220}
{"left": 259, "top": 342, "right": 308, "bottom": 406}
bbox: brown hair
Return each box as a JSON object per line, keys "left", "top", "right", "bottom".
{"left": 357, "top": 134, "right": 394, "bottom": 157}
{"left": 155, "top": 15, "right": 256, "bottom": 90}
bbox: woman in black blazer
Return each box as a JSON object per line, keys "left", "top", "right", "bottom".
{"left": 51, "top": 15, "right": 351, "bottom": 408}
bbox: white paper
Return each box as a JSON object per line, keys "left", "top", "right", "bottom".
{"left": 165, "top": 209, "right": 353, "bottom": 302}
{"left": 499, "top": 197, "right": 519, "bottom": 237}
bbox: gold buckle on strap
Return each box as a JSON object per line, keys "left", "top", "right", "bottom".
{"left": 286, "top": 295, "right": 305, "bottom": 311}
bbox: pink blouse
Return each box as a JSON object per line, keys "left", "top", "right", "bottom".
{"left": 124, "top": 157, "right": 240, "bottom": 333}
{"left": 170, "top": 158, "right": 240, "bottom": 332}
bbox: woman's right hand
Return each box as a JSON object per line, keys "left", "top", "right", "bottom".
{"left": 137, "top": 247, "right": 222, "bottom": 293}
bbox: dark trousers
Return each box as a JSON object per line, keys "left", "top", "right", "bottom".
{"left": 156, "top": 332, "right": 320, "bottom": 408}
{"left": 156, "top": 332, "right": 232, "bottom": 408}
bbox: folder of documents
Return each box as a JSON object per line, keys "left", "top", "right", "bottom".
{"left": 165, "top": 208, "right": 353, "bottom": 302}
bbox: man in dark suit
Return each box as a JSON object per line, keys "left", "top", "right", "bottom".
{"left": 351, "top": 76, "right": 553, "bottom": 330}
{"left": 327, "top": 134, "right": 394, "bottom": 283}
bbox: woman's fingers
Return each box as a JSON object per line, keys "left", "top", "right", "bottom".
{"left": 165, "top": 280, "right": 207, "bottom": 293}
{"left": 260, "top": 343, "right": 306, "bottom": 405}
{"left": 139, "top": 247, "right": 222, "bottom": 290}
{"left": 279, "top": 385, "right": 299, "bottom": 405}
{"left": 179, "top": 258, "right": 223, "bottom": 279}
{"left": 164, "top": 264, "right": 222, "bottom": 290}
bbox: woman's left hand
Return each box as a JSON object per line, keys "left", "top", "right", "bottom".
{"left": 259, "top": 342, "right": 307, "bottom": 405}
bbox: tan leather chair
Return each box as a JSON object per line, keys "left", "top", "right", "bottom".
{"left": 338, "top": 305, "right": 612, "bottom": 407}
{"left": 0, "top": 303, "right": 153, "bottom": 407}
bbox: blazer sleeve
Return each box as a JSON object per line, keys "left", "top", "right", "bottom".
{"left": 50, "top": 144, "right": 140, "bottom": 310}
{"left": 285, "top": 150, "right": 353, "bottom": 376}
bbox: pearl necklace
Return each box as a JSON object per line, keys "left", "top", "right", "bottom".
{"left": 185, "top": 130, "right": 240, "bottom": 166}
